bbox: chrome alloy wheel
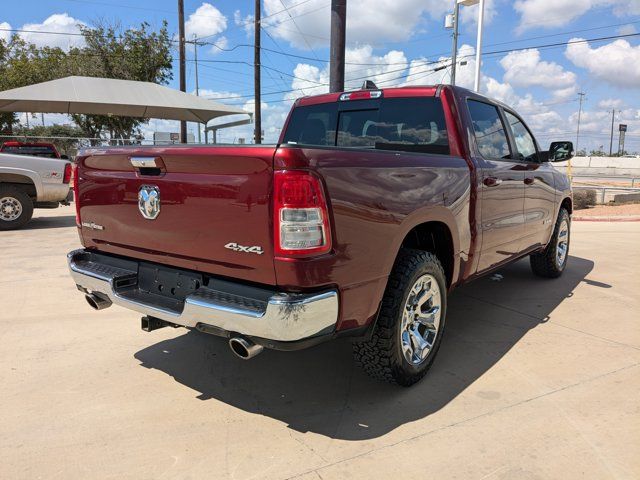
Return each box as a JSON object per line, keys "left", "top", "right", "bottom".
{"left": 0, "top": 196, "right": 22, "bottom": 222}
{"left": 556, "top": 219, "right": 569, "bottom": 268}
{"left": 400, "top": 274, "right": 442, "bottom": 365}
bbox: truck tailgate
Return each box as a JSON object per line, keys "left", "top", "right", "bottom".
{"left": 76, "top": 146, "right": 276, "bottom": 285}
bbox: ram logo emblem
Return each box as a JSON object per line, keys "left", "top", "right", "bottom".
{"left": 138, "top": 185, "right": 160, "bottom": 220}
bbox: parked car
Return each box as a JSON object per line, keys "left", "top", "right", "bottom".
{"left": 67, "top": 84, "right": 574, "bottom": 386}
{"left": 0, "top": 150, "right": 73, "bottom": 230}
{"left": 0, "top": 141, "right": 68, "bottom": 159}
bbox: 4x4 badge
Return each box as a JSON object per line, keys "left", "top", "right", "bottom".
{"left": 224, "top": 242, "right": 264, "bottom": 255}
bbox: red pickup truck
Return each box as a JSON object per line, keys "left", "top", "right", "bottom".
{"left": 0, "top": 141, "right": 66, "bottom": 159}
{"left": 68, "top": 84, "right": 573, "bottom": 386}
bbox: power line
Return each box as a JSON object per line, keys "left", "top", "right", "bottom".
{"left": 277, "top": 0, "right": 322, "bottom": 60}
{"left": 202, "top": 32, "right": 640, "bottom": 103}
{"left": 201, "top": 0, "right": 326, "bottom": 40}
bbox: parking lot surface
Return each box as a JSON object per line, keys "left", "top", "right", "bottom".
{"left": 1, "top": 206, "right": 639, "bottom": 479}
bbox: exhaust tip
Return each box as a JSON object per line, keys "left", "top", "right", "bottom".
{"left": 229, "top": 336, "right": 264, "bottom": 360}
{"left": 85, "top": 293, "right": 112, "bottom": 311}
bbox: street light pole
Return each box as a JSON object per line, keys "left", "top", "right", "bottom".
{"left": 609, "top": 109, "right": 615, "bottom": 156}
{"left": 576, "top": 91, "right": 586, "bottom": 154}
{"left": 178, "top": 0, "right": 187, "bottom": 144}
{"left": 193, "top": 37, "right": 201, "bottom": 144}
{"left": 450, "top": 1, "right": 460, "bottom": 85}
{"left": 254, "top": 0, "right": 261, "bottom": 144}
{"left": 473, "top": 0, "right": 485, "bottom": 92}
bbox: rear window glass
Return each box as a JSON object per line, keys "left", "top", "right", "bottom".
{"left": 282, "top": 97, "right": 449, "bottom": 155}
{"left": 282, "top": 103, "right": 338, "bottom": 146}
{"left": 1, "top": 145, "right": 58, "bottom": 158}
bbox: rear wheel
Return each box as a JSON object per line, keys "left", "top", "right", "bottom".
{"left": 353, "top": 249, "right": 447, "bottom": 386}
{"left": 530, "top": 208, "right": 570, "bottom": 278}
{"left": 0, "top": 185, "right": 34, "bottom": 231}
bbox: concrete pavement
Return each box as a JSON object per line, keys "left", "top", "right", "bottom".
{"left": 1, "top": 207, "right": 639, "bottom": 479}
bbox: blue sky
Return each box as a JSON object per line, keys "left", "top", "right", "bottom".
{"left": 1, "top": 0, "right": 639, "bottom": 152}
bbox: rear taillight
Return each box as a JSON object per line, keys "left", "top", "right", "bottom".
{"left": 72, "top": 163, "right": 81, "bottom": 227}
{"left": 63, "top": 162, "right": 72, "bottom": 184}
{"left": 273, "top": 170, "right": 332, "bottom": 257}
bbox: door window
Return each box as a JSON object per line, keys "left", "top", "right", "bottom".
{"left": 504, "top": 111, "right": 538, "bottom": 162}
{"left": 467, "top": 100, "right": 511, "bottom": 159}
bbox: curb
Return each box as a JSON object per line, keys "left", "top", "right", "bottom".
{"left": 573, "top": 216, "right": 640, "bottom": 222}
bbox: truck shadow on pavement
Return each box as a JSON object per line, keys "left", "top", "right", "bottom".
{"left": 23, "top": 215, "right": 77, "bottom": 230}
{"left": 135, "top": 255, "right": 598, "bottom": 440}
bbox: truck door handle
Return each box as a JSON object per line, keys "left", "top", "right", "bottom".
{"left": 524, "top": 177, "right": 534, "bottom": 185}
{"left": 483, "top": 176, "right": 502, "bottom": 187}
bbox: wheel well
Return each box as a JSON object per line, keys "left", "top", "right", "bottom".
{"left": 561, "top": 197, "right": 573, "bottom": 214}
{"left": 400, "top": 221, "right": 454, "bottom": 286}
{"left": 0, "top": 174, "right": 37, "bottom": 198}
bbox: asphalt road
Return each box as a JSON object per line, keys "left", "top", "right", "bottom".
{"left": 1, "top": 207, "right": 639, "bottom": 479}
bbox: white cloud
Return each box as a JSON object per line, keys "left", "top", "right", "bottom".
{"left": 198, "top": 89, "right": 241, "bottom": 101}
{"left": 0, "top": 21, "right": 11, "bottom": 43}
{"left": 209, "top": 36, "right": 228, "bottom": 54}
{"left": 285, "top": 45, "right": 409, "bottom": 98}
{"left": 184, "top": 3, "right": 227, "bottom": 40}
{"left": 234, "top": 9, "right": 254, "bottom": 37}
{"left": 565, "top": 37, "right": 640, "bottom": 88}
{"left": 261, "top": 0, "right": 455, "bottom": 49}
{"left": 617, "top": 24, "right": 637, "bottom": 36}
{"left": 514, "top": 0, "right": 640, "bottom": 32}
{"left": 500, "top": 49, "right": 576, "bottom": 90}
{"left": 459, "top": 0, "right": 499, "bottom": 28}
{"left": 20, "top": 14, "right": 86, "bottom": 49}
{"left": 597, "top": 98, "right": 624, "bottom": 109}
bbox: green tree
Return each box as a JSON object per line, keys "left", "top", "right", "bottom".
{"left": 0, "top": 35, "right": 72, "bottom": 133}
{"left": 0, "top": 20, "right": 173, "bottom": 141}
{"left": 72, "top": 20, "right": 173, "bottom": 142}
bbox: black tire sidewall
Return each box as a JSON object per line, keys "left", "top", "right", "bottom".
{"left": 0, "top": 186, "right": 34, "bottom": 230}
{"left": 393, "top": 252, "right": 448, "bottom": 378}
{"left": 548, "top": 209, "right": 571, "bottom": 272}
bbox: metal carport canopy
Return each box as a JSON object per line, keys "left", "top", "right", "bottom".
{"left": 0, "top": 76, "right": 246, "bottom": 123}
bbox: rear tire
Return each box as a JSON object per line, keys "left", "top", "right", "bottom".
{"left": 353, "top": 249, "right": 447, "bottom": 386}
{"left": 530, "top": 208, "right": 570, "bottom": 278}
{"left": 0, "top": 185, "right": 34, "bottom": 231}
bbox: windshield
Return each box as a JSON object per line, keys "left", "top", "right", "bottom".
{"left": 282, "top": 96, "right": 450, "bottom": 155}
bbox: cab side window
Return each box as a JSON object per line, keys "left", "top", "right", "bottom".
{"left": 504, "top": 111, "right": 538, "bottom": 162}
{"left": 467, "top": 100, "right": 511, "bottom": 159}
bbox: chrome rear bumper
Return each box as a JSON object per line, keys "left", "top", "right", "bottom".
{"left": 67, "top": 249, "right": 338, "bottom": 342}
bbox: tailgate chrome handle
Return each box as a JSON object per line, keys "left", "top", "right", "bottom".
{"left": 130, "top": 157, "right": 158, "bottom": 168}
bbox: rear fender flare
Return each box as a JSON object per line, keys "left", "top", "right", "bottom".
{"left": 0, "top": 167, "right": 43, "bottom": 199}
{"left": 383, "top": 205, "right": 461, "bottom": 283}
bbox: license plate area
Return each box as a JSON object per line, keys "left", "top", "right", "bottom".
{"left": 137, "top": 262, "right": 203, "bottom": 302}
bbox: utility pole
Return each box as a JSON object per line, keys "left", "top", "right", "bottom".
{"left": 254, "top": 0, "right": 261, "bottom": 144}
{"left": 329, "top": 0, "right": 346, "bottom": 92}
{"left": 450, "top": 1, "right": 460, "bottom": 85}
{"left": 576, "top": 91, "right": 586, "bottom": 154}
{"left": 609, "top": 109, "right": 615, "bottom": 156}
{"left": 178, "top": 0, "right": 187, "bottom": 144}
{"left": 193, "top": 37, "right": 201, "bottom": 143}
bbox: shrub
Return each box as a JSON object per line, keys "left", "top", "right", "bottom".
{"left": 574, "top": 189, "right": 597, "bottom": 209}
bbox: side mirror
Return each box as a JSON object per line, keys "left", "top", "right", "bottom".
{"left": 547, "top": 141, "right": 574, "bottom": 162}
{"left": 60, "top": 154, "right": 70, "bottom": 160}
